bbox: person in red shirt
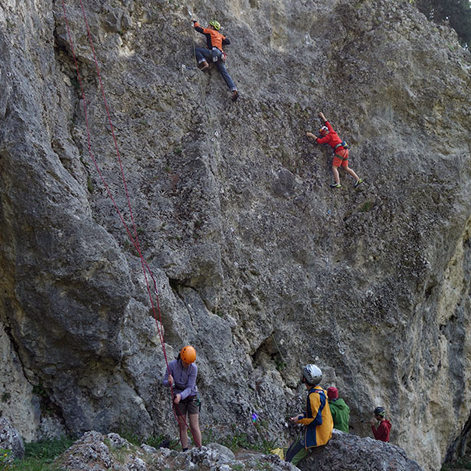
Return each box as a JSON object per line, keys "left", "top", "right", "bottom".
{"left": 370, "top": 406, "right": 392, "bottom": 442}
{"left": 307, "top": 112, "right": 362, "bottom": 188}
{"left": 192, "top": 18, "right": 239, "bottom": 102}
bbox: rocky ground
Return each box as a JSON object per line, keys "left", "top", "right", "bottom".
{"left": 51, "top": 429, "right": 423, "bottom": 471}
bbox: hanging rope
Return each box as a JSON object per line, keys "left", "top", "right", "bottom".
{"left": 61, "top": 0, "right": 201, "bottom": 448}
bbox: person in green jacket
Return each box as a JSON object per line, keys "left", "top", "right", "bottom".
{"left": 327, "top": 387, "right": 350, "bottom": 433}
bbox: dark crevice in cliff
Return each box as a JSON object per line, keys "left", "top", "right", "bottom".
{"left": 445, "top": 412, "right": 471, "bottom": 463}
{"left": 250, "top": 334, "right": 286, "bottom": 373}
{"left": 1, "top": 308, "right": 67, "bottom": 429}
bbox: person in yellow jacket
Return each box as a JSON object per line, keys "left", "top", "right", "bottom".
{"left": 285, "top": 364, "right": 333, "bottom": 466}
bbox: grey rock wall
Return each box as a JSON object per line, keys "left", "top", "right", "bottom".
{"left": 0, "top": 0, "right": 471, "bottom": 470}
{"left": 0, "top": 418, "right": 25, "bottom": 461}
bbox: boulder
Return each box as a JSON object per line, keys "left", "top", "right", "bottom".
{"left": 299, "top": 430, "right": 423, "bottom": 471}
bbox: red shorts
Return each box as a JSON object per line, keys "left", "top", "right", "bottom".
{"left": 333, "top": 148, "right": 349, "bottom": 168}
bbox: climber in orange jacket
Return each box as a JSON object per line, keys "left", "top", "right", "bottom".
{"left": 307, "top": 112, "right": 363, "bottom": 188}
{"left": 192, "top": 18, "right": 239, "bottom": 102}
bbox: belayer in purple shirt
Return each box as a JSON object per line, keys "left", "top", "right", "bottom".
{"left": 163, "top": 346, "right": 202, "bottom": 450}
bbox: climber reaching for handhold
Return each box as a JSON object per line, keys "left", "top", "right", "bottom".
{"left": 192, "top": 18, "right": 239, "bottom": 102}
{"left": 307, "top": 112, "right": 363, "bottom": 189}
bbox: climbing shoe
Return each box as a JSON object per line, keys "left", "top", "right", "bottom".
{"left": 354, "top": 179, "right": 363, "bottom": 188}
{"left": 231, "top": 90, "right": 239, "bottom": 102}
{"left": 330, "top": 182, "right": 342, "bottom": 188}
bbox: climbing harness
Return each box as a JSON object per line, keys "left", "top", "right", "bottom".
{"left": 61, "top": 0, "right": 201, "bottom": 448}
{"left": 211, "top": 47, "right": 226, "bottom": 62}
{"left": 333, "top": 141, "right": 348, "bottom": 150}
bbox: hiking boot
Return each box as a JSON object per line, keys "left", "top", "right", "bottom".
{"left": 231, "top": 90, "right": 239, "bottom": 102}
{"left": 354, "top": 179, "right": 363, "bottom": 188}
{"left": 330, "top": 182, "right": 342, "bottom": 188}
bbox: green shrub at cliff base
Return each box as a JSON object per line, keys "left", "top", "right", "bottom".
{"left": 1, "top": 448, "right": 12, "bottom": 467}
{"left": 441, "top": 457, "right": 471, "bottom": 470}
{"left": 6, "top": 437, "right": 74, "bottom": 471}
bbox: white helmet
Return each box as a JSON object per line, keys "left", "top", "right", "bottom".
{"left": 319, "top": 126, "right": 329, "bottom": 136}
{"left": 302, "top": 364, "right": 322, "bottom": 385}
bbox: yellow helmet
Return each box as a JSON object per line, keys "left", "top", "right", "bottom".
{"left": 209, "top": 20, "right": 220, "bottom": 30}
{"left": 180, "top": 345, "right": 196, "bottom": 363}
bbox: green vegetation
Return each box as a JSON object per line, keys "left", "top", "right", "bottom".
{"left": 254, "top": 461, "right": 272, "bottom": 471}
{"left": 112, "top": 428, "right": 141, "bottom": 446}
{"left": 211, "top": 422, "right": 280, "bottom": 456}
{"left": 441, "top": 457, "right": 471, "bottom": 470}
{"left": 145, "top": 435, "right": 178, "bottom": 450}
{"left": 1, "top": 392, "right": 11, "bottom": 403}
{"left": 31, "top": 385, "right": 47, "bottom": 399}
{"left": 220, "top": 428, "right": 252, "bottom": 452}
{"left": 6, "top": 437, "right": 75, "bottom": 471}
{"left": 87, "top": 175, "right": 94, "bottom": 193}
{"left": 110, "top": 429, "right": 178, "bottom": 451}
{"left": 0, "top": 425, "right": 281, "bottom": 470}
{"left": 253, "top": 421, "right": 279, "bottom": 455}
{"left": 1, "top": 448, "right": 12, "bottom": 468}
{"left": 360, "top": 200, "right": 374, "bottom": 212}
{"left": 70, "top": 77, "right": 80, "bottom": 91}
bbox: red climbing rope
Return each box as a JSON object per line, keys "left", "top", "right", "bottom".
{"left": 61, "top": 0, "right": 201, "bottom": 448}
{"left": 60, "top": 0, "right": 167, "bottom": 364}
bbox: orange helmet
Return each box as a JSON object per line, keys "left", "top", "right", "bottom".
{"left": 180, "top": 345, "right": 196, "bottom": 363}
{"left": 319, "top": 126, "right": 328, "bottom": 136}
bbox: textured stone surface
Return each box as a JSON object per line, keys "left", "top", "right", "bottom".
{"left": 0, "top": 0, "right": 470, "bottom": 470}
{"left": 0, "top": 418, "right": 25, "bottom": 460}
{"left": 54, "top": 430, "right": 423, "bottom": 470}
{"left": 299, "top": 429, "right": 423, "bottom": 471}
{"left": 55, "top": 431, "right": 298, "bottom": 471}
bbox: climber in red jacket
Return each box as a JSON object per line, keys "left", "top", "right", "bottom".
{"left": 307, "top": 112, "right": 363, "bottom": 188}
{"left": 370, "top": 406, "right": 392, "bottom": 442}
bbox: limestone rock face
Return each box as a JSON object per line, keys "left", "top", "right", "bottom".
{"left": 0, "top": 418, "right": 25, "bottom": 461}
{"left": 0, "top": 0, "right": 470, "bottom": 470}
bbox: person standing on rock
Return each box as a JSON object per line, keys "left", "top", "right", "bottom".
{"left": 327, "top": 387, "right": 350, "bottom": 433}
{"left": 285, "top": 364, "right": 333, "bottom": 466}
{"left": 306, "top": 112, "right": 363, "bottom": 188}
{"left": 191, "top": 18, "right": 239, "bottom": 102}
{"left": 162, "top": 346, "right": 202, "bottom": 450}
{"left": 370, "top": 406, "right": 392, "bottom": 442}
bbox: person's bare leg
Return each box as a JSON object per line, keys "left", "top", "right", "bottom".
{"left": 332, "top": 165, "right": 340, "bottom": 185}
{"left": 189, "top": 414, "right": 202, "bottom": 448}
{"left": 345, "top": 166, "right": 360, "bottom": 181}
{"left": 177, "top": 415, "right": 189, "bottom": 449}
